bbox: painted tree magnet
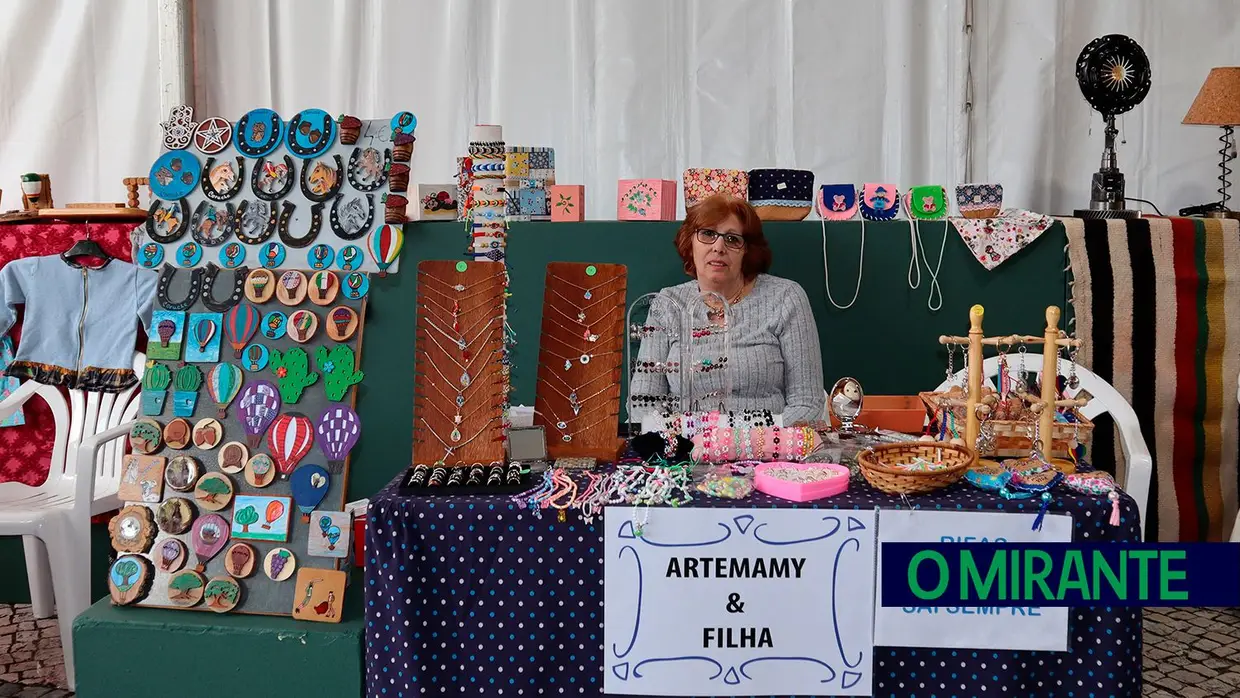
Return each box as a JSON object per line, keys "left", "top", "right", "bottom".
{"left": 287, "top": 309, "right": 319, "bottom": 343}
{"left": 157, "top": 537, "right": 188, "bottom": 573}
{"left": 157, "top": 496, "right": 195, "bottom": 534}
{"left": 167, "top": 570, "right": 206, "bottom": 607}
{"left": 109, "top": 555, "right": 154, "bottom": 606}
{"left": 326, "top": 306, "right": 359, "bottom": 341}
{"left": 203, "top": 576, "right": 242, "bottom": 613}
{"left": 232, "top": 494, "right": 292, "bottom": 542}
{"left": 245, "top": 453, "right": 276, "bottom": 488}
{"left": 171, "top": 365, "right": 202, "bottom": 417}
{"left": 193, "top": 472, "right": 234, "bottom": 511}
{"left": 309, "top": 271, "right": 339, "bottom": 306}
{"left": 163, "top": 418, "right": 192, "bottom": 450}
{"left": 316, "top": 345, "right": 364, "bottom": 401}
{"left": 142, "top": 361, "right": 171, "bottom": 416}
{"left": 246, "top": 268, "right": 276, "bottom": 303}
{"left": 268, "top": 413, "right": 314, "bottom": 479}
{"left": 270, "top": 347, "right": 320, "bottom": 402}
{"left": 207, "top": 362, "right": 243, "bottom": 418}
{"left": 129, "top": 418, "right": 163, "bottom": 454}
{"left": 278, "top": 270, "right": 308, "bottom": 305}
{"left": 316, "top": 405, "right": 360, "bottom": 472}
{"left": 193, "top": 418, "right": 223, "bottom": 449}
{"left": 264, "top": 547, "right": 297, "bottom": 581}
{"left": 191, "top": 512, "right": 230, "bottom": 571}
{"left": 290, "top": 464, "right": 330, "bottom": 523}
{"left": 217, "top": 441, "right": 248, "bottom": 474}
{"left": 224, "top": 303, "right": 261, "bottom": 359}
{"left": 224, "top": 542, "right": 258, "bottom": 578}
{"left": 164, "top": 455, "right": 201, "bottom": 493}
{"left": 237, "top": 380, "right": 281, "bottom": 448}
{"left": 109, "top": 505, "right": 157, "bottom": 554}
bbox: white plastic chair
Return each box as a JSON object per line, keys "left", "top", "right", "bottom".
{"left": 935, "top": 353, "right": 1153, "bottom": 541}
{"left": 0, "top": 353, "right": 144, "bottom": 690}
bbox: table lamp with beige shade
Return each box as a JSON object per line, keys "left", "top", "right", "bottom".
{"left": 1183, "top": 67, "right": 1240, "bottom": 219}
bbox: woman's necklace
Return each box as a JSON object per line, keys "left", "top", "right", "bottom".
{"left": 700, "top": 279, "right": 750, "bottom": 322}
{"left": 538, "top": 362, "right": 614, "bottom": 401}
{"left": 416, "top": 415, "right": 503, "bottom": 460}
{"left": 541, "top": 407, "right": 619, "bottom": 444}
{"left": 418, "top": 396, "right": 499, "bottom": 443}
{"left": 541, "top": 332, "right": 622, "bottom": 371}
{"left": 547, "top": 272, "right": 624, "bottom": 300}
{"left": 419, "top": 292, "right": 498, "bottom": 329}
{"left": 539, "top": 380, "right": 614, "bottom": 418}
{"left": 419, "top": 330, "right": 501, "bottom": 387}
{"left": 421, "top": 310, "right": 501, "bottom": 354}
{"left": 544, "top": 290, "right": 625, "bottom": 342}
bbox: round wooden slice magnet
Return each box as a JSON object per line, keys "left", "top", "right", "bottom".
{"left": 308, "top": 271, "right": 340, "bottom": 306}
{"left": 129, "top": 418, "right": 164, "bottom": 455}
{"left": 109, "top": 505, "right": 157, "bottom": 554}
{"left": 277, "top": 270, "right": 308, "bottom": 306}
{"left": 287, "top": 309, "right": 319, "bottom": 343}
{"left": 193, "top": 472, "right": 234, "bottom": 511}
{"left": 193, "top": 418, "right": 223, "bottom": 450}
{"left": 167, "top": 570, "right": 207, "bottom": 607}
{"left": 325, "top": 306, "right": 359, "bottom": 341}
{"left": 246, "top": 268, "right": 277, "bottom": 304}
{"left": 163, "top": 418, "right": 192, "bottom": 450}
{"left": 263, "top": 547, "right": 297, "bottom": 581}
{"left": 156, "top": 496, "right": 195, "bottom": 534}
{"left": 217, "top": 441, "right": 249, "bottom": 474}
{"left": 165, "top": 455, "right": 201, "bottom": 493}
{"left": 204, "top": 575, "right": 242, "bottom": 613}
{"left": 108, "top": 554, "right": 153, "bottom": 606}
{"left": 155, "top": 537, "right": 189, "bottom": 573}
{"left": 245, "top": 453, "right": 276, "bottom": 488}
{"left": 1049, "top": 457, "right": 1078, "bottom": 475}
{"left": 224, "top": 542, "right": 258, "bottom": 578}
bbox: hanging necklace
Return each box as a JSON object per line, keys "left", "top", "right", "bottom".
{"left": 200, "top": 263, "right": 247, "bottom": 312}
{"left": 539, "top": 406, "right": 619, "bottom": 443}
{"left": 547, "top": 272, "right": 624, "bottom": 301}
{"left": 539, "top": 361, "right": 614, "bottom": 399}
{"left": 539, "top": 380, "right": 614, "bottom": 419}
{"left": 157, "top": 265, "right": 205, "bottom": 311}
{"left": 419, "top": 330, "right": 501, "bottom": 387}
{"left": 419, "top": 352, "right": 496, "bottom": 402}
{"left": 421, "top": 312, "right": 501, "bottom": 355}
{"left": 540, "top": 342, "right": 622, "bottom": 371}
{"left": 416, "top": 415, "right": 503, "bottom": 460}
{"left": 544, "top": 284, "right": 627, "bottom": 316}
{"left": 418, "top": 289, "right": 502, "bottom": 329}
{"left": 544, "top": 303, "right": 618, "bottom": 343}
{"left": 821, "top": 215, "right": 864, "bottom": 310}
{"left": 328, "top": 193, "right": 375, "bottom": 241}
{"left": 419, "top": 396, "right": 500, "bottom": 443}
{"left": 700, "top": 279, "right": 749, "bottom": 322}
{"left": 419, "top": 271, "right": 507, "bottom": 298}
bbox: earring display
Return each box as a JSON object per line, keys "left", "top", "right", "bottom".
{"left": 533, "top": 262, "right": 626, "bottom": 459}
{"left": 413, "top": 260, "right": 508, "bottom": 466}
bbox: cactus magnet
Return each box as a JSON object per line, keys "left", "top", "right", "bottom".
{"left": 142, "top": 361, "right": 172, "bottom": 415}
{"left": 270, "top": 347, "right": 320, "bottom": 403}
{"left": 316, "top": 345, "right": 364, "bottom": 402}
{"left": 171, "top": 364, "right": 203, "bottom": 417}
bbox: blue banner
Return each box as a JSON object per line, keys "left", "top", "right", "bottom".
{"left": 880, "top": 543, "right": 1240, "bottom": 607}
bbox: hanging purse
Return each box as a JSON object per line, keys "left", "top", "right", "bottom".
{"left": 903, "top": 185, "right": 950, "bottom": 311}
{"left": 746, "top": 168, "right": 814, "bottom": 221}
{"left": 956, "top": 183, "right": 1003, "bottom": 218}
{"left": 858, "top": 183, "right": 899, "bottom": 221}
{"left": 816, "top": 184, "right": 858, "bottom": 221}
{"left": 682, "top": 168, "right": 748, "bottom": 210}
{"left": 904, "top": 185, "right": 949, "bottom": 221}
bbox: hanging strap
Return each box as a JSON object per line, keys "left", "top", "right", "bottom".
{"left": 821, "top": 215, "right": 864, "bottom": 310}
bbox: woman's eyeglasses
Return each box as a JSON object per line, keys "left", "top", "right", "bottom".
{"left": 695, "top": 229, "right": 746, "bottom": 250}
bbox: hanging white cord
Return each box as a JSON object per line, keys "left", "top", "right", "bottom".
{"left": 907, "top": 215, "right": 921, "bottom": 289}
{"left": 821, "top": 214, "right": 864, "bottom": 310}
{"left": 914, "top": 219, "right": 949, "bottom": 312}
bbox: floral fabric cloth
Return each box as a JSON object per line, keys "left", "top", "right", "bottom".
{"left": 950, "top": 208, "right": 1054, "bottom": 270}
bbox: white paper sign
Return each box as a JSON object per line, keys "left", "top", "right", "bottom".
{"left": 875, "top": 510, "right": 1072, "bottom": 651}
{"left": 603, "top": 507, "right": 876, "bottom": 696}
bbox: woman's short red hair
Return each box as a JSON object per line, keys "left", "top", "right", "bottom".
{"left": 674, "top": 194, "right": 772, "bottom": 280}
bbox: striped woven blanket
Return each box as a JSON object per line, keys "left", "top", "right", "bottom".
{"left": 1065, "top": 216, "right": 1240, "bottom": 541}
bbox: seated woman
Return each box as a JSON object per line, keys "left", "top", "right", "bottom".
{"left": 630, "top": 194, "right": 825, "bottom": 425}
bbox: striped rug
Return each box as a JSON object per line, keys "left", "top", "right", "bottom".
{"left": 1065, "top": 216, "right": 1240, "bottom": 542}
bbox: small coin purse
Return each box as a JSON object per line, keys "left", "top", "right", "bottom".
{"left": 859, "top": 183, "right": 899, "bottom": 221}
{"left": 683, "top": 168, "right": 748, "bottom": 210}
{"left": 956, "top": 183, "right": 1003, "bottom": 218}
{"left": 1064, "top": 471, "right": 1121, "bottom": 526}
{"left": 904, "top": 185, "right": 949, "bottom": 221}
{"left": 746, "top": 168, "right": 814, "bottom": 221}
{"left": 816, "top": 184, "right": 858, "bottom": 221}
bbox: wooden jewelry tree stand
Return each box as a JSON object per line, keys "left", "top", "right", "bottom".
{"left": 534, "top": 262, "right": 627, "bottom": 460}
{"left": 413, "top": 261, "right": 508, "bottom": 465}
{"left": 933, "top": 305, "right": 1091, "bottom": 459}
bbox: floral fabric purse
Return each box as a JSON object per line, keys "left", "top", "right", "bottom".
{"left": 682, "top": 168, "right": 748, "bottom": 210}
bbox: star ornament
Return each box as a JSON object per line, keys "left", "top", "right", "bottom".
{"left": 1104, "top": 57, "right": 1134, "bottom": 92}
{"left": 194, "top": 117, "right": 233, "bottom": 155}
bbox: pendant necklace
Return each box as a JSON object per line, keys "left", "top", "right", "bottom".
{"left": 419, "top": 291, "right": 502, "bottom": 332}
{"left": 157, "top": 265, "right": 205, "bottom": 311}
{"left": 421, "top": 312, "right": 501, "bottom": 356}
{"left": 415, "top": 415, "right": 503, "bottom": 460}
{"left": 540, "top": 380, "right": 614, "bottom": 420}
{"left": 419, "top": 396, "right": 499, "bottom": 444}
{"left": 540, "top": 406, "right": 618, "bottom": 443}
{"left": 419, "top": 270, "right": 507, "bottom": 296}
{"left": 547, "top": 272, "right": 624, "bottom": 301}
{"left": 544, "top": 285, "right": 626, "bottom": 342}
{"left": 420, "top": 330, "right": 501, "bottom": 388}
{"left": 538, "top": 362, "right": 615, "bottom": 412}
{"left": 200, "top": 262, "right": 247, "bottom": 312}
{"left": 542, "top": 332, "right": 622, "bottom": 371}
{"left": 700, "top": 280, "right": 748, "bottom": 323}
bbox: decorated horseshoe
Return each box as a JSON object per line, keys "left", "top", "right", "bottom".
{"left": 234, "top": 200, "right": 278, "bottom": 245}
{"left": 146, "top": 198, "right": 191, "bottom": 244}
{"left": 234, "top": 108, "right": 285, "bottom": 158}
{"left": 190, "top": 201, "right": 236, "bottom": 247}
{"left": 300, "top": 154, "right": 344, "bottom": 203}
{"left": 200, "top": 262, "right": 248, "bottom": 313}
{"left": 346, "top": 147, "right": 390, "bottom": 192}
{"left": 251, "top": 155, "right": 296, "bottom": 201}
{"left": 201, "top": 157, "right": 246, "bottom": 202}
{"left": 157, "top": 266, "right": 206, "bottom": 311}
{"left": 329, "top": 193, "right": 375, "bottom": 241}
{"left": 278, "top": 201, "right": 324, "bottom": 249}
{"left": 286, "top": 108, "right": 337, "bottom": 159}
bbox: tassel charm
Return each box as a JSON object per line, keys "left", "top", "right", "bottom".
{"left": 1108, "top": 490, "right": 1121, "bottom": 526}
{"left": 1032, "top": 491, "right": 1052, "bottom": 531}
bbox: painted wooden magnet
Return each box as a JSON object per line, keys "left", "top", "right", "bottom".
{"left": 167, "top": 570, "right": 207, "bottom": 607}
{"left": 337, "top": 245, "right": 363, "bottom": 272}
{"left": 291, "top": 568, "right": 346, "bottom": 623}
{"left": 171, "top": 365, "right": 203, "bottom": 417}
{"left": 165, "top": 455, "right": 200, "bottom": 493}
{"left": 549, "top": 184, "right": 585, "bottom": 222}
{"left": 246, "top": 268, "right": 276, "bottom": 303}
{"left": 278, "top": 270, "right": 308, "bottom": 305}
{"left": 224, "top": 542, "right": 258, "bottom": 577}
{"left": 308, "top": 271, "right": 339, "bottom": 306}
{"left": 185, "top": 313, "right": 223, "bottom": 363}
{"left": 193, "top": 418, "right": 223, "bottom": 449}
{"left": 109, "top": 555, "right": 153, "bottom": 606}
{"left": 234, "top": 108, "right": 285, "bottom": 158}
{"left": 148, "top": 310, "right": 185, "bottom": 361}
{"left": 191, "top": 512, "right": 230, "bottom": 570}
{"left": 261, "top": 310, "right": 288, "bottom": 339}
{"left": 118, "top": 455, "right": 166, "bottom": 503}
{"left": 316, "top": 405, "right": 360, "bottom": 472}
{"left": 129, "top": 418, "right": 163, "bottom": 454}
{"left": 290, "top": 464, "right": 330, "bottom": 522}
{"left": 308, "top": 244, "right": 335, "bottom": 272}
{"left": 149, "top": 149, "right": 202, "bottom": 201}
{"left": 161, "top": 105, "right": 197, "bottom": 151}
{"left": 307, "top": 510, "right": 351, "bottom": 558}
{"left": 193, "top": 116, "right": 232, "bottom": 155}
{"left": 268, "top": 413, "right": 315, "bottom": 478}
{"left": 316, "top": 345, "right": 364, "bottom": 402}
{"left": 137, "top": 242, "right": 165, "bottom": 269}
{"left": 163, "top": 417, "right": 193, "bottom": 450}
{"left": 203, "top": 575, "right": 242, "bottom": 613}
{"left": 193, "top": 472, "right": 234, "bottom": 511}
{"left": 368, "top": 224, "right": 403, "bottom": 277}
{"left": 157, "top": 497, "right": 195, "bottom": 534}
{"left": 286, "top": 309, "right": 319, "bottom": 343}
{"left": 156, "top": 537, "right": 189, "bottom": 573}
{"left": 231, "top": 494, "right": 292, "bottom": 542}
{"left": 176, "top": 241, "right": 203, "bottom": 267}
{"left": 224, "top": 303, "right": 261, "bottom": 359}
{"left": 264, "top": 547, "right": 297, "bottom": 581}
{"left": 238, "top": 380, "right": 281, "bottom": 447}
{"left": 206, "top": 362, "right": 244, "bottom": 418}
{"left": 243, "top": 343, "right": 270, "bottom": 371}
{"left": 270, "top": 347, "right": 320, "bottom": 403}
{"left": 342, "top": 271, "right": 369, "bottom": 300}
{"left": 260, "top": 241, "right": 287, "bottom": 269}
{"left": 286, "top": 108, "right": 337, "bottom": 159}
{"left": 110, "top": 505, "right": 157, "bottom": 554}
{"left": 142, "top": 361, "right": 172, "bottom": 416}
{"left": 326, "top": 306, "right": 358, "bottom": 341}
{"left": 418, "top": 184, "right": 458, "bottom": 221}
{"left": 217, "top": 441, "right": 248, "bottom": 474}
{"left": 245, "top": 453, "right": 277, "bottom": 488}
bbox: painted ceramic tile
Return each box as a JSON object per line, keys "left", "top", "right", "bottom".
{"left": 307, "top": 510, "right": 351, "bottom": 558}
{"left": 148, "top": 310, "right": 185, "bottom": 360}
{"left": 230, "top": 494, "right": 293, "bottom": 542}
{"left": 118, "top": 455, "right": 166, "bottom": 503}
{"left": 184, "top": 313, "right": 223, "bottom": 363}
{"left": 550, "top": 185, "right": 585, "bottom": 222}
{"left": 291, "top": 567, "right": 347, "bottom": 623}
{"left": 0, "top": 336, "right": 24, "bottom": 427}
{"left": 418, "top": 184, "right": 458, "bottom": 221}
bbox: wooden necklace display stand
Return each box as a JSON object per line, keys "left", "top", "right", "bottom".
{"left": 533, "top": 262, "right": 627, "bottom": 460}
{"left": 413, "top": 260, "right": 508, "bottom": 465}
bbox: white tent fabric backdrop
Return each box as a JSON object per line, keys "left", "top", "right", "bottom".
{"left": 0, "top": 0, "right": 1237, "bottom": 219}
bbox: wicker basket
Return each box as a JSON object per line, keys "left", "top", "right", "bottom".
{"left": 919, "top": 391, "right": 1094, "bottom": 459}
{"left": 857, "top": 442, "right": 975, "bottom": 495}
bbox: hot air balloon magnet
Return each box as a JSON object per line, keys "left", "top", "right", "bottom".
{"left": 109, "top": 504, "right": 157, "bottom": 554}
{"left": 277, "top": 270, "right": 308, "bottom": 305}
{"left": 291, "top": 567, "right": 346, "bottom": 623}
{"left": 217, "top": 441, "right": 248, "bottom": 474}
{"left": 341, "top": 271, "right": 370, "bottom": 300}
{"left": 307, "top": 510, "right": 350, "bottom": 558}
{"left": 206, "top": 362, "right": 243, "bottom": 418}
{"left": 269, "top": 413, "right": 315, "bottom": 478}
{"left": 308, "top": 270, "right": 340, "bottom": 306}
{"left": 157, "top": 497, "right": 195, "bottom": 534}
{"left": 261, "top": 241, "right": 287, "bottom": 269}
{"left": 291, "top": 464, "right": 330, "bottom": 523}
{"left": 224, "top": 542, "right": 258, "bottom": 577}
{"left": 262, "top": 310, "right": 289, "bottom": 339}
{"left": 326, "top": 306, "right": 359, "bottom": 341}
{"left": 316, "top": 405, "right": 360, "bottom": 471}
{"left": 148, "top": 310, "right": 185, "bottom": 360}
{"left": 167, "top": 570, "right": 206, "bottom": 607}
{"left": 193, "top": 418, "right": 223, "bottom": 450}
{"left": 287, "top": 309, "right": 319, "bottom": 343}
{"left": 245, "top": 453, "right": 277, "bottom": 488}
{"left": 224, "top": 303, "right": 261, "bottom": 359}
{"left": 184, "top": 312, "right": 223, "bottom": 362}
{"left": 308, "top": 243, "right": 335, "bottom": 271}
{"left": 231, "top": 494, "right": 292, "bottom": 542}
{"left": 156, "top": 537, "right": 188, "bottom": 574}
{"left": 176, "top": 241, "right": 204, "bottom": 268}
{"left": 264, "top": 547, "right": 297, "bottom": 581}
{"left": 368, "top": 223, "right": 404, "bottom": 277}
{"left": 128, "top": 418, "right": 163, "bottom": 455}
{"left": 137, "top": 242, "right": 165, "bottom": 269}
{"left": 243, "top": 343, "right": 270, "bottom": 372}
{"left": 163, "top": 417, "right": 193, "bottom": 450}
{"left": 219, "top": 241, "right": 246, "bottom": 269}
{"left": 108, "top": 555, "right": 153, "bottom": 606}
{"left": 193, "top": 472, "right": 235, "bottom": 512}
{"left": 238, "top": 379, "right": 281, "bottom": 444}
{"left": 203, "top": 575, "right": 242, "bottom": 613}
{"left": 246, "top": 268, "right": 277, "bottom": 303}
{"left": 337, "top": 245, "right": 363, "bottom": 271}
{"left": 117, "top": 454, "right": 166, "bottom": 503}
{"left": 191, "top": 512, "right": 229, "bottom": 570}
{"left": 164, "top": 455, "right": 201, "bottom": 493}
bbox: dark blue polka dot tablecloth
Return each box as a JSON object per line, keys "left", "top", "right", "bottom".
{"left": 365, "top": 474, "right": 1142, "bottom": 697}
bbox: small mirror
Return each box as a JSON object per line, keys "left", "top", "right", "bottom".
{"left": 829, "top": 377, "right": 869, "bottom": 434}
